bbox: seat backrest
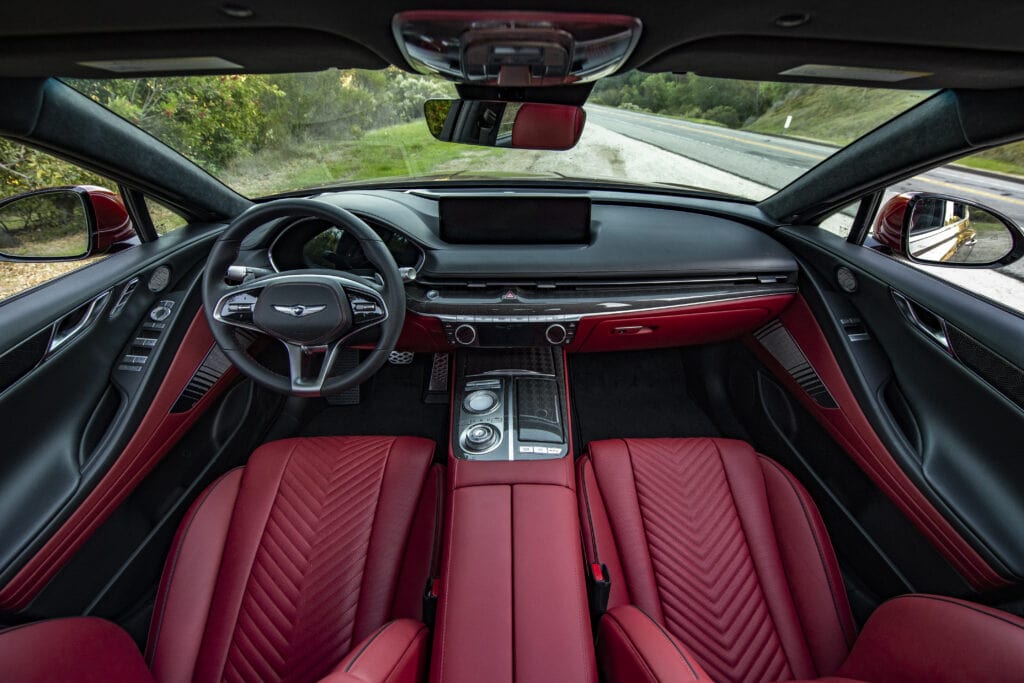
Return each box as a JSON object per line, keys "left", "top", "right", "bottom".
{"left": 147, "top": 436, "right": 441, "bottom": 683}
{"left": 578, "top": 437, "right": 856, "bottom": 683}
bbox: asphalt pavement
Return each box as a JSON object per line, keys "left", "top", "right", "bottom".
{"left": 587, "top": 104, "right": 1024, "bottom": 287}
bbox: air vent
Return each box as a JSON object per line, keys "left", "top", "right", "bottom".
{"left": 755, "top": 320, "right": 837, "bottom": 409}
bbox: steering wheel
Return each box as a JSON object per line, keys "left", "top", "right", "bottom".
{"left": 202, "top": 198, "right": 406, "bottom": 396}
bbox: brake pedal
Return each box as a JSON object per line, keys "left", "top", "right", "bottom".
{"left": 388, "top": 351, "right": 415, "bottom": 365}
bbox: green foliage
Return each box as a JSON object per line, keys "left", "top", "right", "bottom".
{"left": 592, "top": 73, "right": 779, "bottom": 128}
{"left": 744, "top": 85, "right": 928, "bottom": 144}
{"left": 0, "top": 138, "right": 108, "bottom": 199}
{"left": 71, "top": 75, "right": 286, "bottom": 170}
{"left": 2, "top": 68, "right": 458, "bottom": 200}
{"left": 592, "top": 73, "right": 931, "bottom": 142}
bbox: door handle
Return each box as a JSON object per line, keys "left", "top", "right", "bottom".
{"left": 47, "top": 290, "right": 112, "bottom": 356}
{"left": 891, "top": 290, "right": 951, "bottom": 353}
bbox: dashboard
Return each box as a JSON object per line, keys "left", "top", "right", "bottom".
{"left": 240, "top": 188, "right": 800, "bottom": 351}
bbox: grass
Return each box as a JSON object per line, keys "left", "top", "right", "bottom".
{"left": 953, "top": 150, "right": 1024, "bottom": 179}
{"left": 744, "top": 87, "right": 931, "bottom": 146}
{"left": 222, "top": 121, "right": 493, "bottom": 197}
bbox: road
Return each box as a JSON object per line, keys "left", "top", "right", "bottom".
{"left": 587, "top": 105, "right": 1024, "bottom": 290}
{"left": 588, "top": 105, "right": 1024, "bottom": 223}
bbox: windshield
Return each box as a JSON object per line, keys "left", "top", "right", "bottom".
{"left": 69, "top": 69, "right": 932, "bottom": 200}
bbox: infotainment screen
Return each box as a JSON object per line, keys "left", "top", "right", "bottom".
{"left": 439, "top": 196, "right": 591, "bottom": 244}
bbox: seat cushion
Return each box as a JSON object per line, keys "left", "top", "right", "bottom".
{"left": 0, "top": 617, "right": 154, "bottom": 683}
{"left": 147, "top": 435, "right": 440, "bottom": 683}
{"left": 578, "top": 437, "right": 856, "bottom": 682}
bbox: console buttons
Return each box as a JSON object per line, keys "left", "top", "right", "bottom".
{"left": 218, "top": 293, "right": 258, "bottom": 325}
{"left": 349, "top": 296, "right": 385, "bottom": 325}
{"left": 464, "top": 390, "right": 499, "bottom": 414}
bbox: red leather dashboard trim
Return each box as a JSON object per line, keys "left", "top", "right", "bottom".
{"left": 569, "top": 293, "right": 794, "bottom": 352}
{"left": 0, "top": 311, "right": 238, "bottom": 610}
{"left": 750, "top": 295, "right": 1007, "bottom": 590}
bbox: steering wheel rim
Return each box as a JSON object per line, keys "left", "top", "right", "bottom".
{"left": 202, "top": 197, "right": 406, "bottom": 396}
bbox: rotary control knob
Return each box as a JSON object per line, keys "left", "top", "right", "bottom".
{"left": 545, "top": 323, "right": 568, "bottom": 345}
{"left": 464, "top": 390, "right": 499, "bottom": 414}
{"left": 150, "top": 305, "right": 173, "bottom": 322}
{"left": 463, "top": 423, "right": 500, "bottom": 453}
{"left": 454, "top": 324, "right": 477, "bottom": 345}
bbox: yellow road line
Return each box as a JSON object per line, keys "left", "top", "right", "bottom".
{"left": 601, "top": 107, "right": 1024, "bottom": 208}
{"left": 601, "top": 109, "right": 827, "bottom": 160}
{"left": 914, "top": 176, "right": 1024, "bottom": 208}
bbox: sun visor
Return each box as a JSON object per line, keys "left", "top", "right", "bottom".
{"left": 641, "top": 36, "right": 1024, "bottom": 90}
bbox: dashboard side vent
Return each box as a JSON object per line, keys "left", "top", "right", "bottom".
{"left": 755, "top": 320, "right": 837, "bottom": 409}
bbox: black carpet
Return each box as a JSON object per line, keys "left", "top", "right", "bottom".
{"left": 301, "top": 354, "right": 450, "bottom": 448}
{"left": 568, "top": 349, "right": 719, "bottom": 445}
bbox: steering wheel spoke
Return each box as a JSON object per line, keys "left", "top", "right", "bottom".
{"left": 282, "top": 340, "right": 346, "bottom": 396}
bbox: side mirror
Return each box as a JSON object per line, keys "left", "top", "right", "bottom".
{"left": 424, "top": 99, "right": 585, "bottom": 151}
{"left": 0, "top": 186, "right": 134, "bottom": 262}
{"left": 871, "top": 192, "right": 1024, "bottom": 267}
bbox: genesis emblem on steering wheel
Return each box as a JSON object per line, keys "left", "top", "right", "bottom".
{"left": 273, "top": 304, "right": 326, "bottom": 318}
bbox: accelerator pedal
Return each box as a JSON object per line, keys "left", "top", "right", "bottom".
{"left": 423, "top": 352, "right": 450, "bottom": 404}
{"left": 325, "top": 347, "right": 361, "bottom": 406}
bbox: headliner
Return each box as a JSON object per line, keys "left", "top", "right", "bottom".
{"left": 3, "top": 1, "right": 1024, "bottom": 89}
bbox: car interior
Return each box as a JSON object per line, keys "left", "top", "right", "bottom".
{"left": 2, "top": 2, "right": 1024, "bottom": 682}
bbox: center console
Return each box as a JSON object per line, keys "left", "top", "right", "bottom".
{"left": 451, "top": 349, "right": 570, "bottom": 461}
{"left": 430, "top": 348, "right": 597, "bottom": 682}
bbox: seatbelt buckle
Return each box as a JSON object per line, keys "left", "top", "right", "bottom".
{"left": 423, "top": 578, "right": 440, "bottom": 629}
{"left": 587, "top": 562, "right": 611, "bottom": 620}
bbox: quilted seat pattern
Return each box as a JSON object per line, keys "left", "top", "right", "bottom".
{"left": 220, "top": 437, "right": 420, "bottom": 683}
{"left": 628, "top": 438, "right": 792, "bottom": 682}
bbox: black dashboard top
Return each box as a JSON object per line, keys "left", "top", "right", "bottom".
{"left": 260, "top": 189, "right": 799, "bottom": 281}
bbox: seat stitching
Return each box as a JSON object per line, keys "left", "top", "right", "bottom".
{"left": 352, "top": 437, "right": 398, "bottom": 638}
{"left": 215, "top": 440, "right": 300, "bottom": 681}
{"left": 429, "top": 466, "right": 443, "bottom": 578}
{"left": 890, "top": 594, "right": 1024, "bottom": 632}
{"left": 381, "top": 624, "right": 428, "bottom": 683}
{"left": 147, "top": 467, "right": 243, "bottom": 666}
{"left": 602, "top": 613, "right": 659, "bottom": 683}
{"left": 633, "top": 607, "right": 701, "bottom": 679}
{"left": 624, "top": 439, "right": 658, "bottom": 613}
{"left": 579, "top": 458, "right": 600, "bottom": 565}
{"left": 342, "top": 621, "right": 395, "bottom": 672}
{"left": 761, "top": 456, "right": 854, "bottom": 647}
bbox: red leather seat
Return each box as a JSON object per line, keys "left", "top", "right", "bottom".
{"left": 1, "top": 436, "right": 442, "bottom": 683}
{"left": 578, "top": 437, "right": 1024, "bottom": 683}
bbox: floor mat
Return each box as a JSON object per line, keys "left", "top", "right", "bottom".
{"left": 569, "top": 349, "right": 719, "bottom": 446}
{"left": 301, "top": 354, "right": 450, "bottom": 448}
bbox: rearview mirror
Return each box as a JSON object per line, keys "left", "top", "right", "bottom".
{"left": 871, "top": 192, "right": 1024, "bottom": 267}
{"left": 0, "top": 188, "right": 93, "bottom": 261}
{"left": 424, "top": 99, "right": 585, "bottom": 151}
